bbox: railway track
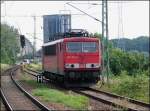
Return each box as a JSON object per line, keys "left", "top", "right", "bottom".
{"left": 25, "top": 68, "right": 150, "bottom": 111}
{"left": 1, "top": 66, "right": 50, "bottom": 111}
{"left": 72, "top": 88, "right": 150, "bottom": 111}
{"left": 24, "top": 68, "right": 53, "bottom": 82}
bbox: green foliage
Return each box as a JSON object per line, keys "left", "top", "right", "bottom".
{"left": 1, "top": 63, "right": 11, "bottom": 72}
{"left": 32, "top": 88, "right": 89, "bottom": 110}
{"left": 1, "top": 23, "right": 20, "bottom": 64}
{"left": 23, "top": 53, "right": 33, "bottom": 59}
{"left": 113, "top": 73, "right": 149, "bottom": 102}
{"left": 110, "top": 36, "right": 149, "bottom": 53}
{"left": 26, "top": 63, "right": 42, "bottom": 71}
{"left": 109, "top": 48, "right": 123, "bottom": 75}
{"left": 109, "top": 48, "right": 149, "bottom": 75}
{"left": 101, "top": 71, "right": 149, "bottom": 103}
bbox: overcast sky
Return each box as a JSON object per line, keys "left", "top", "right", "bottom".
{"left": 1, "top": 1, "right": 149, "bottom": 50}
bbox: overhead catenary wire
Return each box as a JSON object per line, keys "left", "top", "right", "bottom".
{"left": 26, "top": 34, "right": 43, "bottom": 42}
{"left": 66, "top": 2, "right": 103, "bottom": 23}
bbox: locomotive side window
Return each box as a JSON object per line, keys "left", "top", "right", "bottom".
{"left": 43, "top": 45, "right": 56, "bottom": 55}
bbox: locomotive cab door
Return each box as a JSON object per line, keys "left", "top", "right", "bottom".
{"left": 56, "top": 42, "right": 64, "bottom": 75}
{"left": 56, "top": 43, "right": 59, "bottom": 74}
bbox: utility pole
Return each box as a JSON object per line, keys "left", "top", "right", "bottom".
{"left": 102, "top": 0, "right": 110, "bottom": 83}
{"left": 33, "top": 15, "right": 36, "bottom": 61}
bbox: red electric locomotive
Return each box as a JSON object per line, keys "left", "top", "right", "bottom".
{"left": 42, "top": 30, "right": 102, "bottom": 87}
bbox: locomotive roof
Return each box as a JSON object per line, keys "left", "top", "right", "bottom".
{"left": 63, "top": 37, "right": 99, "bottom": 42}
{"left": 43, "top": 37, "right": 99, "bottom": 47}
{"left": 43, "top": 39, "right": 64, "bottom": 46}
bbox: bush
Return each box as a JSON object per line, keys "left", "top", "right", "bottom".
{"left": 101, "top": 70, "right": 149, "bottom": 103}
{"left": 112, "top": 72, "right": 149, "bottom": 102}
{"left": 109, "top": 48, "right": 149, "bottom": 76}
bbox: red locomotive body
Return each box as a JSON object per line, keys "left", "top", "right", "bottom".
{"left": 42, "top": 37, "right": 101, "bottom": 87}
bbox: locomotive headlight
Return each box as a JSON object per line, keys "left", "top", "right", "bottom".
{"left": 94, "top": 63, "right": 100, "bottom": 68}
{"left": 65, "top": 64, "right": 70, "bottom": 68}
{"left": 91, "top": 64, "right": 94, "bottom": 67}
{"left": 86, "top": 63, "right": 100, "bottom": 68}
{"left": 71, "top": 64, "right": 74, "bottom": 68}
{"left": 65, "top": 64, "right": 79, "bottom": 68}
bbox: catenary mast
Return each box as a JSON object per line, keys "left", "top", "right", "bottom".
{"left": 102, "top": 0, "right": 110, "bottom": 83}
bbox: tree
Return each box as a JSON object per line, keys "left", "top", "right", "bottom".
{"left": 1, "top": 23, "right": 20, "bottom": 64}
{"left": 109, "top": 48, "right": 149, "bottom": 76}
{"left": 110, "top": 36, "right": 149, "bottom": 53}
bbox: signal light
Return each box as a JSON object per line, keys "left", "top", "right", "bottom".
{"left": 20, "top": 35, "right": 25, "bottom": 48}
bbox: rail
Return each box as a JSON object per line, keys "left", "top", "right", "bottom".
{"left": 1, "top": 66, "right": 50, "bottom": 111}
{"left": 0, "top": 89, "right": 13, "bottom": 111}
{"left": 72, "top": 88, "right": 149, "bottom": 111}
{"left": 26, "top": 68, "right": 150, "bottom": 111}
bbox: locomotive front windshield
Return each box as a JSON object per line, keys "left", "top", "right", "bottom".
{"left": 67, "top": 42, "right": 97, "bottom": 53}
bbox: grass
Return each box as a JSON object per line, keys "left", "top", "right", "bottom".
{"left": 21, "top": 79, "right": 49, "bottom": 88}
{"left": 20, "top": 72, "right": 48, "bottom": 88}
{"left": 32, "top": 88, "right": 89, "bottom": 110}
{"left": 26, "top": 63, "right": 42, "bottom": 71}
{"left": 1, "top": 63, "right": 11, "bottom": 72}
{"left": 20, "top": 74, "right": 89, "bottom": 110}
{"left": 99, "top": 71, "right": 149, "bottom": 103}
